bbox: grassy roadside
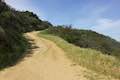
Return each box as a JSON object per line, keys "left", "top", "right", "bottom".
{"left": 39, "top": 31, "right": 120, "bottom": 79}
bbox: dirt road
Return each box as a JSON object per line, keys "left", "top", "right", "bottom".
{"left": 0, "top": 32, "right": 87, "bottom": 80}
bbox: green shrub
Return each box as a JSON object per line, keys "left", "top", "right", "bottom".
{"left": 46, "top": 26, "right": 120, "bottom": 58}
{"left": 39, "top": 32, "right": 120, "bottom": 79}
{"left": 0, "top": 0, "right": 50, "bottom": 69}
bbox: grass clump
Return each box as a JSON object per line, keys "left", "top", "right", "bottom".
{"left": 39, "top": 31, "right": 120, "bottom": 79}
{"left": 46, "top": 26, "right": 120, "bottom": 58}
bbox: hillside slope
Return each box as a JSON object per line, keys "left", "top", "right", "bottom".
{"left": 0, "top": 32, "right": 118, "bottom": 80}
{"left": 39, "top": 31, "right": 120, "bottom": 79}
{"left": 46, "top": 26, "right": 120, "bottom": 58}
{"left": 0, "top": 0, "right": 51, "bottom": 69}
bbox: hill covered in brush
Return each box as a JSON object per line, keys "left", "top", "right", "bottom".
{"left": 0, "top": 0, "right": 120, "bottom": 70}
{"left": 46, "top": 26, "right": 120, "bottom": 58}
{"left": 0, "top": 0, "right": 51, "bottom": 69}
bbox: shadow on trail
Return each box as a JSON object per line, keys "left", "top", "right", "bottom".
{"left": 0, "top": 36, "right": 39, "bottom": 71}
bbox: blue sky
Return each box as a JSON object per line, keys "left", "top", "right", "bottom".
{"left": 5, "top": 0, "right": 120, "bottom": 41}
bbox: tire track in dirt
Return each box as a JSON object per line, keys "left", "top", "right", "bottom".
{"left": 0, "top": 31, "right": 88, "bottom": 80}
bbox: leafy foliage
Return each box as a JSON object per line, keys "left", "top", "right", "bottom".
{"left": 0, "top": 0, "right": 51, "bottom": 69}
{"left": 46, "top": 26, "right": 120, "bottom": 58}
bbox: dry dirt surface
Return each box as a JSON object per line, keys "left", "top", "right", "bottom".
{"left": 0, "top": 32, "right": 88, "bottom": 80}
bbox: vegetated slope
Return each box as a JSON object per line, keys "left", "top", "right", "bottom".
{"left": 0, "top": 0, "right": 51, "bottom": 69}
{"left": 46, "top": 26, "right": 120, "bottom": 58}
{"left": 39, "top": 31, "right": 120, "bottom": 79}
{"left": 0, "top": 31, "right": 117, "bottom": 80}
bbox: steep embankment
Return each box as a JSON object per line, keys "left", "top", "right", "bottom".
{"left": 0, "top": 32, "right": 118, "bottom": 80}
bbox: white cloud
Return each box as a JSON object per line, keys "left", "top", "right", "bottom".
{"left": 73, "top": 5, "right": 109, "bottom": 28}
{"left": 92, "top": 18, "right": 120, "bottom": 30}
{"left": 73, "top": 4, "right": 120, "bottom": 41}
{"left": 4, "top": 0, "right": 45, "bottom": 20}
{"left": 91, "top": 18, "right": 120, "bottom": 41}
{"left": 75, "top": 4, "right": 120, "bottom": 41}
{"left": 4, "top": 0, "right": 34, "bottom": 12}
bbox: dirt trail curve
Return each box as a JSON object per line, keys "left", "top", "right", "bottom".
{"left": 0, "top": 32, "right": 87, "bottom": 80}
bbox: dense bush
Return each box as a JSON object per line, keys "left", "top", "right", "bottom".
{"left": 0, "top": 0, "right": 51, "bottom": 69}
{"left": 46, "top": 26, "right": 120, "bottom": 58}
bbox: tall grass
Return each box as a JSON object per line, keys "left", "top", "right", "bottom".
{"left": 39, "top": 31, "right": 120, "bottom": 79}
